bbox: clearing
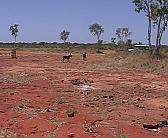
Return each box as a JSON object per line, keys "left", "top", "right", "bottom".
{"left": 0, "top": 49, "right": 167, "bottom": 138}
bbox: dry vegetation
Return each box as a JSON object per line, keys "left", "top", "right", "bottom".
{"left": 0, "top": 47, "right": 167, "bottom": 138}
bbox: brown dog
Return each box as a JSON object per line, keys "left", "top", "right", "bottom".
{"left": 63, "top": 53, "right": 72, "bottom": 62}
{"left": 82, "top": 52, "right": 87, "bottom": 61}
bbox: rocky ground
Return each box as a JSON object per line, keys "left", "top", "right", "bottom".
{"left": 0, "top": 49, "right": 167, "bottom": 138}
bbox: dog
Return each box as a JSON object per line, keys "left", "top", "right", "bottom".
{"left": 63, "top": 53, "right": 72, "bottom": 62}
{"left": 82, "top": 52, "right": 87, "bottom": 61}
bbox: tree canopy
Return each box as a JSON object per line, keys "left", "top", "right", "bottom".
{"left": 60, "top": 30, "right": 70, "bottom": 43}
{"left": 115, "top": 28, "right": 131, "bottom": 43}
{"left": 89, "top": 23, "right": 104, "bottom": 43}
{"left": 9, "top": 24, "right": 19, "bottom": 42}
{"left": 133, "top": 0, "right": 168, "bottom": 57}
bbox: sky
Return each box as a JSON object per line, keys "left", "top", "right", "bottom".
{"left": 0, "top": 0, "right": 167, "bottom": 44}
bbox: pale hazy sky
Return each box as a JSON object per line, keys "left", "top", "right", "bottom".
{"left": 0, "top": 0, "right": 168, "bottom": 44}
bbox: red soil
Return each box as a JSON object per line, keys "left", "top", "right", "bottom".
{"left": 0, "top": 51, "right": 167, "bottom": 138}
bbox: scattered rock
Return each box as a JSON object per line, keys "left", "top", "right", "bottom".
{"left": 122, "top": 100, "right": 128, "bottom": 103}
{"left": 61, "top": 80, "right": 64, "bottom": 83}
{"left": 132, "top": 119, "right": 136, "bottom": 122}
{"left": 107, "top": 108, "right": 112, "bottom": 112}
{"left": 67, "top": 112, "right": 75, "bottom": 117}
{"left": 45, "top": 108, "right": 51, "bottom": 112}
{"left": 70, "top": 79, "right": 93, "bottom": 86}
{"left": 143, "top": 124, "right": 159, "bottom": 129}
{"left": 136, "top": 104, "right": 145, "bottom": 108}
{"left": 66, "top": 109, "right": 77, "bottom": 117}
{"left": 143, "top": 120, "right": 168, "bottom": 132}
{"left": 78, "top": 85, "right": 95, "bottom": 91}
{"left": 109, "top": 95, "right": 114, "bottom": 99}
{"left": 136, "top": 98, "right": 142, "bottom": 101}
{"left": 159, "top": 105, "right": 166, "bottom": 109}
{"left": 10, "top": 92, "right": 15, "bottom": 95}
{"left": 158, "top": 120, "right": 168, "bottom": 127}
{"left": 68, "top": 133, "right": 75, "bottom": 138}
{"left": 84, "top": 127, "right": 93, "bottom": 133}
{"left": 93, "top": 97, "right": 100, "bottom": 101}
{"left": 102, "top": 95, "right": 108, "bottom": 98}
{"left": 45, "top": 107, "right": 58, "bottom": 113}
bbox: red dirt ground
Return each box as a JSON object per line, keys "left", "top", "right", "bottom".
{"left": 0, "top": 50, "right": 168, "bottom": 138}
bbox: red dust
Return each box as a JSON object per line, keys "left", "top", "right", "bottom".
{"left": 0, "top": 50, "right": 167, "bottom": 138}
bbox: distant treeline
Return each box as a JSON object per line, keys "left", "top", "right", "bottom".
{"left": 0, "top": 42, "right": 167, "bottom": 49}
{"left": 0, "top": 42, "right": 116, "bottom": 48}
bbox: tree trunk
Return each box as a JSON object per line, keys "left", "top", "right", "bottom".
{"left": 155, "top": 17, "right": 162, "bottom": 59}
{"left": 96, "top": 34, "right": 100, "bottom": 52}
{"left": 148, "top": 17, "right": 153, "bottom": 54}
{"left": 121, "top": 33, "right": 124, "bottom": 43}
{"left": 158, "top": 23, "right": 165, "bottom": 47}
{"left": 145, "top": 0, "right": 153, "bottom": 55}
{"left": 97, "top": 35, "right": 100, "bottom": 43}
{"left": 155, "top": 47, "right": 160, "bottom": 59}
{"left": 14, "top": 35, "right": 17, "bottom": 43}
{"left": 158, "top": 31, "right": 163, "bottom": 47}
{"left": 11, "top": 36, "right": 17, "bottom": 58}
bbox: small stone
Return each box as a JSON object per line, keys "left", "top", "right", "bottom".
{"left": 67, "top": 112, "right": 75, "bottom": 117}
{"left": 132, "top": 119, "right": 136, "bottom": 122}
{"left": 61, "top": 80, "right": 64, "bottom": 83}
{"left": 10, "top": 92, "right": 15, "bottom": 95}
{"left": 84, "top": 127, "right": 93, "bottom": 133}
{"left": 46, "top": 108, "right": 51, "bottom": 112}
{"left": 136, "top": 98, "right": 142, "bottom": 101}
{"left": 67, "top": 109, "right": 77, "bottom": 117}
{"left": 136, "top": 104, "right": 145, "bottom": 108}
{"left": 102, "top": 95, "right": 108, "bottom": 98}
{"left": 109, "top": 95, "right": 114, "bottom": 99}
{"left": 159, "top": 105, "right": 165, "bottom": 109}
{"left": 68, "top": 133, "right": 75, "bottom": 138}
{"left": 107, "top": 108, "right": 112, "bottom": 112}
{"left": 122, "top": 100, "right": 128, "bottom": 103}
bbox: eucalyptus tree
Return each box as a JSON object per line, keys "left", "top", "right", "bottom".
{"left": 9, "top": 24, "right": 19, "bottom": 43}
{"left": 115, "top": 28, "right": 131, "bottom": 44}
{"left": 89, "top": 23, "right": 104, "bottom": 43}
{"left": 133, "top": 0, "right": 168, "bottom": 57}
{"left": 60, "top": 30, "right": 70, "bottom": 44}
{"left": 132, "top": 0, "right": 153, "bottom": 53}
{"left": 9, "top": 24, "right": 19, "bottom": 58}
{"left": 151, "top": 0, "right": 168, "bottom": 57}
